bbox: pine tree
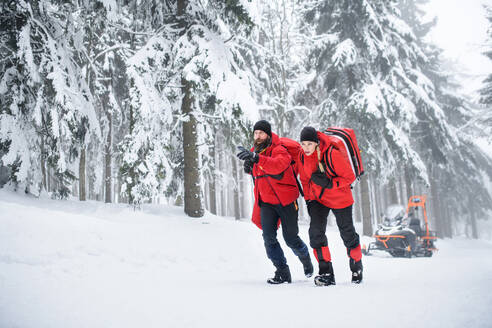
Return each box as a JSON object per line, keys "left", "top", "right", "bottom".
{"left": 479, "top": 5, "right": 492, "bottom": 138}
{"left": 0, "top": 1, "right": 101, "bottom": 197}
{"left": 300, "top": 0, "right": 445, "bottom": 234}
{"left": 399, "top": 0, "right": 492, "bottom": 238}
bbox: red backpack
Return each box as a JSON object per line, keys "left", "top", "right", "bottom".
{"left": 322, "top": 127, "right": 364, "bottom": 179}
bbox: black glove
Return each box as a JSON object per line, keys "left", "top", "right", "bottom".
{"left": 311, "top": 171, "right": 333, "bottom": 189}
{"left": 236, "top": 146, "right": 259, "bottom": 163}
{"left": 244, "top": 159, "right": 253, "bottom": 174}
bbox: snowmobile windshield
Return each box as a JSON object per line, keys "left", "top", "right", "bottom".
{"left": 383, "top": 205, "right": 406, "bottom": 226}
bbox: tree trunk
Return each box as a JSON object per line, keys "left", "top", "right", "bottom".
{"left": 470, "top": 209, "right": 478, "bottom": 239}
{"left": 220, "top": 149, "right": 226, "bottom": 216}
{"left": 398, "top": 173, "right": 406, "bottom": 205}
{"left": 429, "top": 168, "right": 442, "bottom": 238}
{"left": 360, "top": 174, "right": 373, "bottom": 237}
{"left": 178, "top": 0, "right": 203, "bottom": 218}
{"left": 41, "top": 139, "right": 47, "bottom": 191}
{"left": 203, "top": 180, "right": 209, "bottom": 211}
{"left": 440, "top": 199, "right": 452, "bottom": 238}
{"left": 405, "top": 166, "right": 413, "bottom": 200}
{"left": 239, "top": 167, "right": 246, "bottom": 218}
{"left": 47, "top": 164, "right": 51, "bottom": 192}
{"left": 232, "top": 156, "right": 240, "bottom": 220}
{"left": 354, "top": 184, "right": 362, "bottom": 223}
{"left": 181, "top": 78, "right": 204, "bottom": 217}
{"left": 388, "top": 177, "right": 398, "bottom": 204}
{"left": 79, "top": 147, "right": 86, "bottom": 201}
{"left": 209, "top": 146, "right": 217, "bottom": 215}
{"left": 374, "top": 177, "right": 382, "bottom": 224}
{"left": 104, "top": 109, "right": 112, "bottom": 203}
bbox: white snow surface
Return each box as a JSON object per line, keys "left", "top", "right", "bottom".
{"left": 1, "top": 190, "right": 491, "bottom": 328}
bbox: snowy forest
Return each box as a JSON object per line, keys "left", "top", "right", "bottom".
{"left": 1, "top": 0, "right": 491, "bottom": 239}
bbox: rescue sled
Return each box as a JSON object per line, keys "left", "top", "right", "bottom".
{"left": 362, "top": 195, "right": 437, "bottom": 258}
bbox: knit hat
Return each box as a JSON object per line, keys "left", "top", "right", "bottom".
{"left": 300, "top": 126, "right": 319, "bottom": 143}
{"left": 253, "top": 120, "right": 272, "bottom": 137}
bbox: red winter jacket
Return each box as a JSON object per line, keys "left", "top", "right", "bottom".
{"left": 298, "top": 131, "right": 355, "bottom": 209}
{"left": 249, "top": 133, "right": 300, "bottom": 229}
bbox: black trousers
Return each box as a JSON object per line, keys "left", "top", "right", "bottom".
{"left": 260, "top": 201, "right": 310, "bottom": 269}
{"left": 307, "top": 201, "right": 360, "bottom": 251}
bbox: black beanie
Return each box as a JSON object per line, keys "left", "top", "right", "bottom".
{"left": 300, "top": 126, "right": 319, "bottom": 143}
{"left": 253, "top": 120, "right": 272, "bottom": 137}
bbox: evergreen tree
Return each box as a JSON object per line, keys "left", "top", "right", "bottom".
{"left": 479, "top": 5, "right": 492, "bottom": 139}
{"left": 301, "top": 0, "right": 434, "bottom": 185}
{"left": 0, "top": 0, "right": 101, "bottom": 197}
{"left": 399, "top": 0, "right": 492, "bottom": 238}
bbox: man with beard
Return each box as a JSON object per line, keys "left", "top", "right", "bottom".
{"left": 237, "top": 120, "right": 313, "bottom": 284}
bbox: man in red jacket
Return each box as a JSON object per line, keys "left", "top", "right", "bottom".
{"left": 237, "top": 120, "right": 312, "bottom": 284}
{"left": 297, "top": 126, "right": 363, "bottom": 286}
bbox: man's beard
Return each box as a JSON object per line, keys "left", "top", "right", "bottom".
{"left": 254, "top": 136, "right": 271, "bottom": 153}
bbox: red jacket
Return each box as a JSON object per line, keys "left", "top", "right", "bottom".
{"left": 298, "top": 131, "right": 355, "bottom": 209}
{"left": 249, "top": 133, "right": 299, "bottom": 229}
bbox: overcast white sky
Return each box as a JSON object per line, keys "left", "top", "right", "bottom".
{"left": 424, "top": 0, "right": 491, "bottom": 99}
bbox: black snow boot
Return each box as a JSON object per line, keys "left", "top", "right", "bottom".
{"left": 267, "top": 265, "right": 292, "bottom": 284}
{"left": 350, "top": 259, "right": 363, "bottom": 284}
{"left": 300, "top": 255, "right": 314, "bottom": 278}
{"left": 314, "top": 261, "right": 335, "bottom": 286}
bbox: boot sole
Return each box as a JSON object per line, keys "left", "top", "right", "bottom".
{"left": 314, "top": 277, "right": 336, "bottom": 286}
{"left": 267, "top": 280, "right": 292, "bottom": 284}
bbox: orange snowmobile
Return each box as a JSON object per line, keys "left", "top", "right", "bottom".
{"left": 362, "top": 195, "right": 438, "bottom": 257}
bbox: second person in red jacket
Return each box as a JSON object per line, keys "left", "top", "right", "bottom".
{"left": 297, "top": 126, "right": 363, "bottom": 286}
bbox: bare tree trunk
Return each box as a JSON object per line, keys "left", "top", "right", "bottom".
{"left": 373, "top": 178, "right": 382, "bottom": 224}
{"left": 354, "top": 184, "right": 362, "bottom": 223}
{"left": 79, "top": 147, "right": 86, "bottom": 201}
{"left": 204, "top": 180, "right": 209, "bottom": 211}
{"left": 382, "top": 183, "right": 389, "bottom": 212}
{"left": 405, "top": 166, "right": 413, "bottom": 200}
{"left": 429, "top": 168, "right": 442, "bottom": 238}
{"left": 445, "top": 203, "right": 454, "bottom": 238}
{"left": 239, "top": 167, "right": 246, "bottom": 218}
{"left": 220, "top": 150, "right": 226, "bottom": 216}
{"left": 116, "top": 171, "right": 123, "bottom": 203}
{"left": 47, "top": 165, "right": 51, "bottom": 192}
{"left": 441, "top": 200, "right": 452, "bottom": 238}
{"left": 360, "top": 174, "right": 373, "bottom": 236}
{"left": 104, "top": 109, "right": 112, "bottom": 203}
{"left": 398, "top": 173, "right": 406, "bottom": 205}
{"left": 470, "top": 209, "right": 478, "bottom": 239}
{"left": 232, "top": 156, "right": 240, "bottom": 220}
{"left": 209, "top": 146, "right": 217, "bottom": 215}
{"left": 41, "top": 139, "right": 47, "bottom": 191}
{"left": 181, "top": 77, "right": 204, "bottom": 217}
{"left": 388, "top": 177, "right": 398, "bottom": 204}
{"left": 178, "top": 0, "right": 203, "bottom": 218}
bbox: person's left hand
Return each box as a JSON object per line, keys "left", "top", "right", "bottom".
{"left": 237, "top": 146, "right": 259, "bottom": 163}
{"left": 311, "top": 171, "right": 333, "bottom": 189}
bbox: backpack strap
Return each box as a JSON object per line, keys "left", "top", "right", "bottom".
{"left": 280, "top": 144, "right": 305, "bottom": 197}
{"left": 324, "top": 146, "right": 337, "bottom": 177}
{"left": 253, "top": 172, "right": 284, "bottom": 181}
{"left": 316, "top": 147, "right": 325, "bottom": 173}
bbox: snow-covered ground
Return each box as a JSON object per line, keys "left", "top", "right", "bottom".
{"left": 1, "top": 190, "right": 492, "bottom": 328}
